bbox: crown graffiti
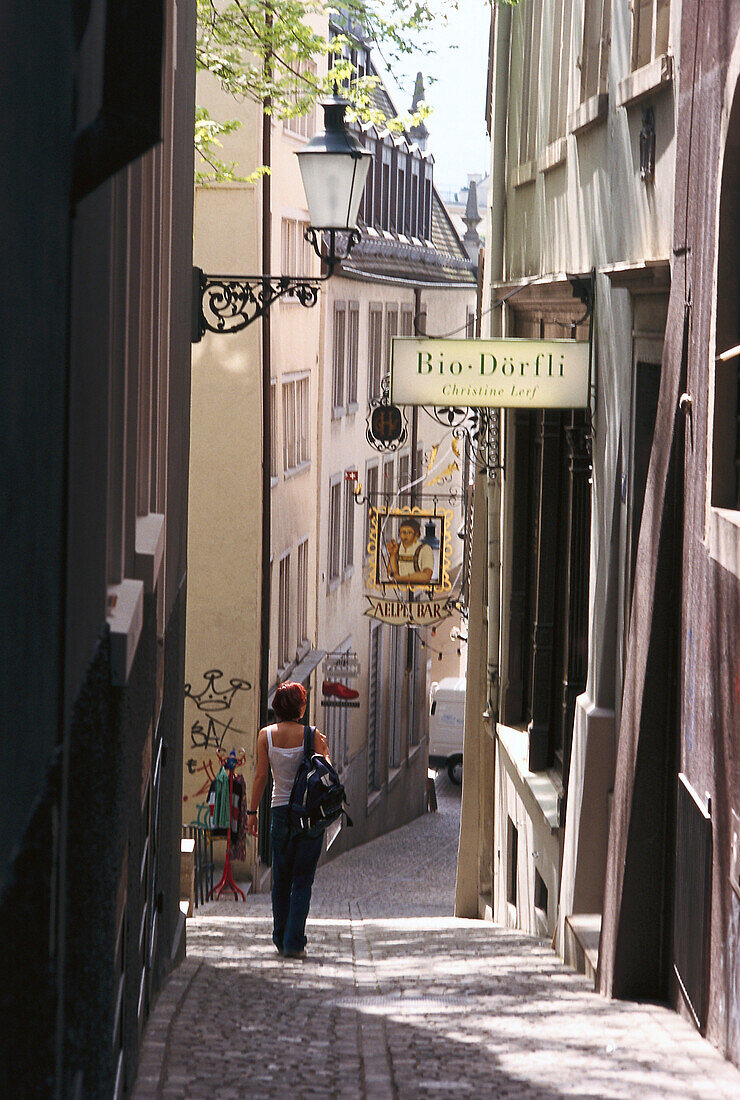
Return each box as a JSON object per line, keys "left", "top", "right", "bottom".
{"left": 184, "top": 669, "right": 252, "bottom": 712}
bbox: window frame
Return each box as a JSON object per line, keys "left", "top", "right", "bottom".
{"left": 631, "top": 0, "right": 670, "bottom": 74}
{"left": 327, "top": 473, "right": 343, "bottom": 589}
{"left": 367, "top": 303, "right": 384, "bottom": 401}
{"left": 364, "top": 460, "right": 379, "bottom": 556}
{"left": 347, "top": 302, "right": 360, "bottom": 411}
{"left": 277, "top": 550, "right": 292, "bottom": 672}
{"left": 296, "top": 538, "right": 309, "bottom": 651}
{"left": 282, "top": 59, "right": 318, "bottom": 139}
{"left": 282, "top": 371, "right": 311, "bottom": 478}
{"left": 343, "top": 470, "right": 356, "bottom": 577}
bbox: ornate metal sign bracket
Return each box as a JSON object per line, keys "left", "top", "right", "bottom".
{"left": 422, "top": 404, "right": 502, "bottom": 480}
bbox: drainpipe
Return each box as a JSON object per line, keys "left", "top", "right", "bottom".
{"left": 258, "top": 34, "right": 273, "bottom": 865}
{"left": 484, "top": 3, "right": 510, "bottom": 918}
{"left": 484, "top": 3, "right": 510, "bottom": 721}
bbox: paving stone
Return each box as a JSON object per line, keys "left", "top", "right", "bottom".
{"left": 132, "top": 773, "right": 740, "bottom": 1099}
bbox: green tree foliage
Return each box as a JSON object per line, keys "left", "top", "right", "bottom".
{"left": 195, "top": 0, "right": 461, "bottom": 183}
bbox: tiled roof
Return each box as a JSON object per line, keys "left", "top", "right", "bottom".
{"left": 343, "top": 220, "right": 476, "bottom": 285}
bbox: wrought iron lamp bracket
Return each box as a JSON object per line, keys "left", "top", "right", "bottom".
{"left": 193, "top": 229, "right": 361, "bottom": 340}
{"left": 194, "top": 267, "right": 328, "bottom": 338}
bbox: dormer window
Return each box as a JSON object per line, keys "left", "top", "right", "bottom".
{"left": 396, "top": 150, "right": 408, "bottom": 235}
{"left": 409, "top": 159, "right": 420, "bottom": 238}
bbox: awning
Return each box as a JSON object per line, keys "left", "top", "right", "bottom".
{"left": 267, "top": 649, "right": 326, "bottom": 706}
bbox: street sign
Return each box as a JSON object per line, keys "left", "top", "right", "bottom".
{"left": 390, "top": 336, "right": 589, "bottom": 409}
{"left": 364, "top": 595, "right": 456, "bottom": 626}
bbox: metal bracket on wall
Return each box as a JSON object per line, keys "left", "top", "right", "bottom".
{"left": 193, "top": 266, "right": 325, "bottom": 339}
{"left": 567, "top": 269, "right": 595, "bottom": 330}
{"left": 422, "top": 405, "right": 503, "bottom": 480}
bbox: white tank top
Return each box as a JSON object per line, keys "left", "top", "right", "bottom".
{"left": 267, "top": 726, "right": 310, "bottom": 808}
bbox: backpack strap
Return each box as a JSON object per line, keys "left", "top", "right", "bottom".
{"left": 303, "top": 723, "right": 314, "bottom": 761}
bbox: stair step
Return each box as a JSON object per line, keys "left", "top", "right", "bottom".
{"left": 564, "top": 913, "right": 601, "bottom": 985}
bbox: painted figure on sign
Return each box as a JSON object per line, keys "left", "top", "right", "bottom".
{"left": 386, "top": 517, "right": 434, "bottom": 585}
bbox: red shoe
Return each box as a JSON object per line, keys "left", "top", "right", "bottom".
{"left": 332, "top": 682, "right": 359, "bottom": 701}
{"left": 322, "top": 680, "right": 338, "bottom": 696}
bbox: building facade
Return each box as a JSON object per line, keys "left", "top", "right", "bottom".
{"left": 187, "top": 27, "right": 476, "bottom": 872}
{"left": 310, "top": 46, "right": 476, "bottom": 853}
{"left": 0, "top": 1, "right": 196, "bottom": 1094}
{"left": 187, "top": 55, "right": 324, "bottom": 888}
{"left": 461, "top": 0, "right": 740, "bottom": 1069}
{"left": 600, "top": 0, "right": 740, "bottom": 1064}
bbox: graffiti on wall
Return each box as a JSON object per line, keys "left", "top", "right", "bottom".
{"left": 183, "top": 670, "right": 252, "bottom": 826}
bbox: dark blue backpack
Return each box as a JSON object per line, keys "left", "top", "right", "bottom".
{"left": 287, "top": 725, "right": 353, "bottom": 834}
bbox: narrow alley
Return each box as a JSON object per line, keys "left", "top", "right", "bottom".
{"left": 134, "top": 778, "right": 740, "bottom": 1099}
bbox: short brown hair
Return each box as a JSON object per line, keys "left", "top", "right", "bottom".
{"left": 272, "top": 681, "right": 307, "bottom": 721}
{"left": 399, "top": 517, "right": 421, "bottom": 537}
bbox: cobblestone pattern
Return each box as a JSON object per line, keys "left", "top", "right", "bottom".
{"left": 133, "top": 776, "right": 740, "bottom": 1099}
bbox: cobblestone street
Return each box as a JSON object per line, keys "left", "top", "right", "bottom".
{"left": 135, "top": 777, "right": 740, "bottom": 1099}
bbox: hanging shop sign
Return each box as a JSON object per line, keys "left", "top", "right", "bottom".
{"left": 364, "top": 595, "right": 457, "bottom": 626}
{"left": 323, "top": 651, "right": 361, "bottom": 680}
{"left": 367, "top": 506, "right": 452, "bottom": 592}
{"left": 370, "top": 402, "right": 404, "bottom": 443}
{"left": 390, "top": 336, "right": 589, "bottom": 409}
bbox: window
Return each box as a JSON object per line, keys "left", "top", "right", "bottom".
{"left": 332, "top": 303, "right": 346, "bottom": 414}
{"left": 297, "top": 539, "right": 309, "bottom": 647}
{"left": 382, "top": 455, "right": 395, "bottom": 498}
{"left": 410, "top": 161, "right": 420, "bottom": 236}
{"left": 507, "top": 817, "right": 519, "bottom": 905}
{"left": 347, "top": 303, "right": 359, "bottom": 408}
{"left": 423, "top": 174, "right": 432, "bottom": 239}
{"left": 282, "top": 374, "right": 310, "bottom": 473}
{"left": 396, "top": 155, "right": 407, "bottom": 234}
{"left": 632, "top": 0, "right": 669, "bottom": 72}
{"left": 368, "top": 304, "right": 384, "bottom": 400}
{"left": 283, "top": 59, "right": 318, "bottom": 138}
{"left": 281, "top": 218, "right": 296, "bottom": 275}
{"left": 364, "top": 461, "right": 379, "bottom": 553}
{"left": 385, "top": 306, "right": 398, "bottom": 385}
{"left": 343, "top": 474, "right": 356, "bottom": 572}
{"left": 547, "top": 0, "right": 572, "bottom": 144}
{"left": 381, "top": 148, "right": 392, "bottom": 228}
{"left": 398, "top": 452, "right": 411, "bottom": 504}
{"left": 281, "top": 217, "right": 313, "bottom": 277}
{"left": 328, "top": 476, "right": 342, "bottom": 583}
{"left": 278, "top": 553, "right": 291, "bottom": 669}
{"left": 407, "top": 631, "right": 422, "bottom": 746}
{"left": 387, "top": 627, "right": 403, "bottom": 768}
{"left": 270, "top": 379, "right": 278, "bottom": 481}
{"left": 712, "top": 85, "right": 740, "bottom": 512}
{"left": 579, "top": 0, "right": 611, "bottom": 103}
{"left": 466, "top": 308, "right": 476, "bottom": 338}
{"left": 362, "top": 139, "right": 375, "bottom": 225}
{"left": 518, "top": 0, "right": 543, "bottom": 165}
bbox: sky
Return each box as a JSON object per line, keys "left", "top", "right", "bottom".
{"left": 378, "top": 1, "right": 492, "bottom": 197}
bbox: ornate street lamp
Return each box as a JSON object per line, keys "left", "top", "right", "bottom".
{"left": 194, "top": 95, "right": 371, "bottom": 339}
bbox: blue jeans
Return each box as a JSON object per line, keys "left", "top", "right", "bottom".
{"left": 270, "top": 807, "right": 324, "bottom": 954}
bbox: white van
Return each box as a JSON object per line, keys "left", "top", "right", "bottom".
{"left": 428, "top": 676, "right": 466, "bottom": 784}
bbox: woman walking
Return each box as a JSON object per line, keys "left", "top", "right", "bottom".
{"left": 246, "top": 681, "right": 329, "bottom": 958}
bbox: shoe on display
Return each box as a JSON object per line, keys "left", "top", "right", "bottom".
{"left": 332, "top": 682, "right": 359, "bottom": 701}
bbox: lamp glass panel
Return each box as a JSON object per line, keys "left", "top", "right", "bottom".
{"left": 299, "top": 151, "right": 371, "bottom": 229}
